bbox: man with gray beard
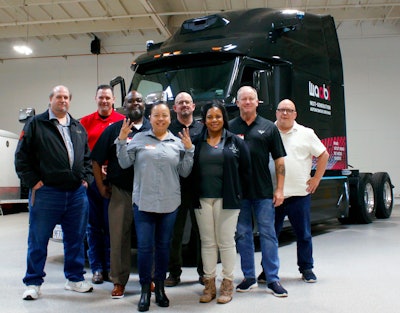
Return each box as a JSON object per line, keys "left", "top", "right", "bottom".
{"left": 90, "top": 90, "right": 151, "bottom": 299}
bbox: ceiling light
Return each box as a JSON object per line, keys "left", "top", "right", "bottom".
{"left": 13, "top": 45, "right": 33, "bottom": 55}
{"left": 14, "top": 0, "right": 33, "bottom": 56}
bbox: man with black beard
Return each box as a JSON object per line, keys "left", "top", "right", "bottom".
{"left": 90, "top": 90, "right": 151, "bottom": 299}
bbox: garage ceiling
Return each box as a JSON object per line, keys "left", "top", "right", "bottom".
{"left": 1, "top": 0, "right": 400, "bottom": 60}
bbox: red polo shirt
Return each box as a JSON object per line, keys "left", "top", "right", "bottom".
{"left": 80, "top": 109, "right": 125, "bottom": 150}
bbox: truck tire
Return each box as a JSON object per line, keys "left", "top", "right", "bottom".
{"left": 354, "top": 173, "right": 376, "bottom": 224}
{"left": 371, "top": 172, "right": 393, "bottom": 219}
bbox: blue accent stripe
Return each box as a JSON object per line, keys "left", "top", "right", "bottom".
{"left": 321, "top": 176, "right": 347, "bottom": 180}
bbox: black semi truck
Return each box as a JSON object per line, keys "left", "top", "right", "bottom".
{"left": 112, "top": 8, "right": 394, "bottom": 225}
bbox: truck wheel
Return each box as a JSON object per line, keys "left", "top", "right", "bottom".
{"left": 355, "top": 173, "right": 376, "bottom": 224}
{"left": 372, "top": 172, "right": 393, "bottom": 219}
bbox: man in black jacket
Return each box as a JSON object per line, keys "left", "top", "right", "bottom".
{"left": 15, "top": 85, "right": 93, "bottom": 301}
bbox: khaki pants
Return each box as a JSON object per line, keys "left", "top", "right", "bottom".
{"left": 108, "top": 185, "right": 133, "bottom": 286}
{"left": 195, "top": 198, "right": 239, "bottom": 281}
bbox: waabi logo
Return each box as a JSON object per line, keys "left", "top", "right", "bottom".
{"left": 309, "top": 81, "right": 330, "bottom": 101}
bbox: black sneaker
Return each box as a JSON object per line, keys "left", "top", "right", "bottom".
{"left": 164, "top": 274, "right": 180, "bottom": 287}
{"left": 257, "top": 271, "right": 266, "bottom": 284}
{"left": 267, "top": 281, "right": 288, "bottom": 297}
{"left": 301, "top": 270, "right": 317, "bottom": 283}
{"left": 236, "top": 278, "right": 258, "bottom": 292}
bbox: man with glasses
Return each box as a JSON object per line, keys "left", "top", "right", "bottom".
{"left": 229, "top": 86, "right": 288, "bottom": 297}
{"left": 90, "top": 90, "right": 151, "bottom": 298}
{"left": 266, "top": 98, "right": 329, "bottom": 283}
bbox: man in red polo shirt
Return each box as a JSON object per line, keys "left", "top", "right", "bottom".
{"left": 80, "top": 84, "right": 124, "bottom": 284}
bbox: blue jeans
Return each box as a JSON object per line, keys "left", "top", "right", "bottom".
{"left": 275, "top": 195, "right": 313, "bottom": 273}
{"left": 133, "top": 204, "right": 177, "bottom": 284}
{"left": 23, "top": 185, "right": 88, "bottom": 286}
{"left": 236, "top": 198, "right": 280, "bottom": 284}
{"left": 86, "top": 181, "right": 110, "bottom": 273}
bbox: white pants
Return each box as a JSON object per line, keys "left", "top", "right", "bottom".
{"left": 195, "top": 198, "right": 240, "bottom": 281}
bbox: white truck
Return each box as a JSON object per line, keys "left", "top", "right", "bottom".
{"left": 0, "top": 129, "right": 28, "bottom": 215}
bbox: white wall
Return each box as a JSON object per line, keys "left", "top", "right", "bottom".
{"left": 1, "top": 24, "right": 399, "bottom": 196}
{"left": 339, "top": 35, "right": 400, "bottom": 197}
{"left": 1, "top": 53, "right": 134, "bottom": 134}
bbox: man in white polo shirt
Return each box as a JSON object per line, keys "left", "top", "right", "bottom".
{"left": 272, "top": 98, "right": 329, "bottom": 283}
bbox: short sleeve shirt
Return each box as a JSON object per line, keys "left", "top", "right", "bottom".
{"left": 80, "top": 110, "right": 125, "bottom": 150}
{"left": 278, "top": 121, "right": 327, "bottom": 197}
{"left": 169, "top": 118, "right": 203, "bottom": 207}
{"left": 229, "top": 115, "right": 286, "bottom": 199}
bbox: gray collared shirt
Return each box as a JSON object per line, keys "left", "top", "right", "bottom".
{"left": 115, "top": 129, "right": 194, "bottom": 213}
{"left": 49, "top": 109, "right": 74, "bottom": 169}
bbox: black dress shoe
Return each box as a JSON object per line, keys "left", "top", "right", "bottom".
{"left": 164, "top": 274, "right": 180, "bottom": 287}
{"left": 198, "top": 275, "right": 205, "bottom": 285}
{"left": 92, "top": 271, "right": 104, "bottom": 284}
{"left": 103, "top": 271, "right": 111, "bottom": 282}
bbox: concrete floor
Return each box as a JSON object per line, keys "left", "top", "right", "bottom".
{"left": 1, "top": 206, "right": 399, "bottom": 313}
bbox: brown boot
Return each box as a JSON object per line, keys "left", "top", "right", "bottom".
{"left": 199, "top": 277, "right": 216, "bottom": 303}
{"left": 217, "top": 279, "right": 233, "bottom": 304}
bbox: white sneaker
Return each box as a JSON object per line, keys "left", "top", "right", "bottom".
{"left": 65, "top": 280, "right": 93, "bottom": 293}
{"left": 23, "top": 285, "right": 41, "bottom": 300}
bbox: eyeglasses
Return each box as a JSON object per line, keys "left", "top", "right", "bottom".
{"left": 276, "top": 108, "right": 295, "bottom": 114}
{"left": 176, "top": 100, "right": 193, "bottom": 105}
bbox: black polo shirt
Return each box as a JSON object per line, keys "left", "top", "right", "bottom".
{"left": 229, "top": 115, "right": 286, "bottom": 199}
{"left": 169, "top": 118, "right": 203, "bottom": 208}
{"left": 168, "top": 118, "right": 203, "bottom": 138}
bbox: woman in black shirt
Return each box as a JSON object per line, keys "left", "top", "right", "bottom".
{"left": 192, "top": 101, "right": 251, "bottom": 304}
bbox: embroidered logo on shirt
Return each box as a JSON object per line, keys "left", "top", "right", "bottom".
{"left": 229, "top": 143, "right": 239, "bottom": 154}
{"left": 258, "top": 130, "right": 265, "bottom": 135}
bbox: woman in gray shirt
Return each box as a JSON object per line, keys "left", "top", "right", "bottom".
{"left": 116, "top": 102, "right": 194, "bottom": 312}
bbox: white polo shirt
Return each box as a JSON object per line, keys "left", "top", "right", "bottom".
{"left": 277, "top": 121, "right": 327, "bottom": 197}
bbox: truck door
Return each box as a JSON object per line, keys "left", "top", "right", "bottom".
{"left": 234, "top": 60, "right": 292, "bottom": 121}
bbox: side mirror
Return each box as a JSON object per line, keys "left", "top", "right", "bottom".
{"left": 145, "top": 91, "right": 167, "bottom": 106}
{"left": 19, "top": 108, "right": 35, "bottom": 123}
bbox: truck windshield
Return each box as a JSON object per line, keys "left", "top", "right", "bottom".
{"left": 130, "top": 58, "right": 236, "bottom": 104}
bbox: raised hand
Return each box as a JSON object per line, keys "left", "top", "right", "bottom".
{"left": 118, "top": 118, "right": 134, "bottom": 140}
{"left": 178, "top": 127, "right": 193, "bottom": 150}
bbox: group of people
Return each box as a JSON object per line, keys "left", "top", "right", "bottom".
{"left": 15, "top": 84, "right": 329, "bottom": 312}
